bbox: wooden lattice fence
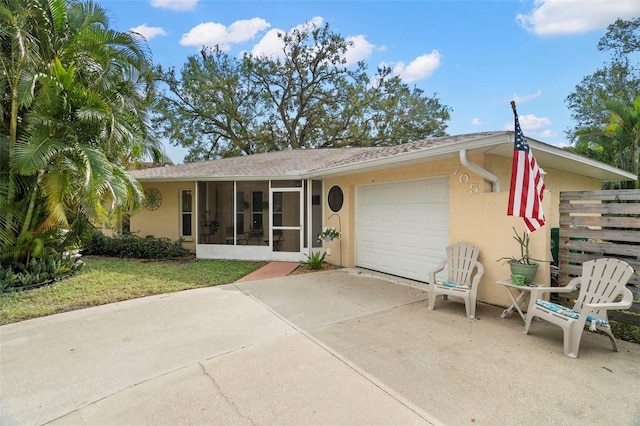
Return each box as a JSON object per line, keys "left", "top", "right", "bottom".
{"left": 558, "top": 189, "right": 640, "bottom": 326}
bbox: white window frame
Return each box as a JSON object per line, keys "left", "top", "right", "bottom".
{"left": 180, "top": 189, "right": 193, "bottom": 240}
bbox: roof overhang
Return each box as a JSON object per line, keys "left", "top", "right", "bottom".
{"left": 304, "top": 133, "right": 637, "bottom": 183}
{"left": 132, "top": 132, "right": 636, "bottom": 184}
{"left": 485, "top": 137, "right": 637, "bottom": 182}
{"left": 133, "top": 175, "right": 306, "bottom": 182}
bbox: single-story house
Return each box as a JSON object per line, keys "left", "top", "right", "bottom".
{"left": 128, "top": 131, "right": 636, "bottom": 308}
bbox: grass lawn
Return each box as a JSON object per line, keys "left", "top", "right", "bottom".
{"left": 0, "top": 257, "right": 266, "bottom": 326}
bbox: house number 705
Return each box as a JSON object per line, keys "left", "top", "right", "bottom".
{"left": 452, "top": 165, "right": 479, "bottom": 194}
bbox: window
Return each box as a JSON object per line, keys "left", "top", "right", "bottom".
{"left": 252, "top": 191, "right": 263, "bottom": 234}
{"left": 181, "top": 189, "right": 192, "bottom": 238}
{"left": 328, "top": 185, "right": 344, "bottom": 212}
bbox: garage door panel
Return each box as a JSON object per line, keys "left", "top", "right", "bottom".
{"left": 359, "top": 186, "right": 378, "bottom": 205}
{"left": 378, "top": 186, "right": 396, "bottom": 203}
{"left": 397, "top": 253, "right": 428, "bottom": 278}
{"left": 408, "top": 182, "right": 430, "bottom": 203}
{"left": 377, "top": 252, "right": 397, "bottom": 268}
{"left": 359, "top": 207, "right": 377, "bottom": 221}
{"left": 427, "top": 180, "right": 448, "bottom": 196}
{"left": 399, "top": 205, "right": 428, "bottom": 228}
{"left": 398, "top": 234, "right": 422, "bottom": 251}
{"left": 377, "top": 207, "right": 397, "bottom": 225}
{"left": 356, "top": 177, "right": 449, "bottom": 282}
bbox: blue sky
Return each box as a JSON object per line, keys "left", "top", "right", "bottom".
{"left": 98, "top": 0, "right": 639, "bottom": 163}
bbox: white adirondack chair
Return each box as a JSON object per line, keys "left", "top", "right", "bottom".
{"left": 428, "top": 242, "right": 484, "bottom": 318}
{"left": 523, "top": 258, "right": 634, "bottom": 358}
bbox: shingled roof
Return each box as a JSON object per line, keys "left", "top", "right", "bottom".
{"left": 130, "top": 131, "right": 636, "bottom": 183}
{"left": 130, "top": 132, "right": 505, "bottom": 181}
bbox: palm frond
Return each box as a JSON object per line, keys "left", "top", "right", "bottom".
{"left": 12, "top": 130, "right": 67, "bottom": 174}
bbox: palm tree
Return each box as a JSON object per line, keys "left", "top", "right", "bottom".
{"left": 0, "top": 0, "right": 167, "bottom": 264}
{"left": 570, "top": 97, "right": 640, "bottom": 189}
{"left": 602, "top": 98, "right": 640, "bottom": 188}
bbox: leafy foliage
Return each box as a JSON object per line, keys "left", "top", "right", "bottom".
{"left": 566, "top": 18, "right": 640, "bottom": 131}
{"left": 565, "top": 17, "right": 640, "bottom": 189}
{"left": 154, "top": 22, "right": 451, "bottom": 162}
{"left": 597, "top": 17, "right": 640, "bottom": 56}
{"left": 497, "top": 227, "right": 547, "bottom": 265}
{"left": 566, "top": 58, "right": 640, "bottom": 131}
{"left": 0, "top": 0, "right": 168, "bottom": 268}
{"left": 300, "top": 251, "right": 327, "bottom": 270}
{"left": 317, "top": 227, "right": 341, "bottom": 241}
{"left": 81, "top": 232, "right": 190, "bottom": 259}
{"left": 571, "top": 98, "right": 640, "bottom": 189}
{"left": 0, "top": 253, "right": 83, "bottom": 292}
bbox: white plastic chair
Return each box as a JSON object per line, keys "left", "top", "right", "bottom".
{"left": 428, "top": 242, "right": 484, "bottom": 318}
{"left": 523, "top": 258, "right": 634, "bottom": 358}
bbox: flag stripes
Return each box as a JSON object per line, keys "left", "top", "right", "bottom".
{"left": 507, "top": 106, "right": 545, "bottom": 233}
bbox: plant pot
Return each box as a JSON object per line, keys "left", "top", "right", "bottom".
{"left": 323, "top": 236, "right": 333, "bottom": 242}
{"left": 509, "top": 262, "right": 539, "bottom": 284}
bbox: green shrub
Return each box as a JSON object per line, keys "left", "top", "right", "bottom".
{"left": 0, "top": 253, "right": 83, "bottom": 292}
{"left": 81, "top": 232, "right": 190, "bottom": 259}
{"left": 300, "top": 251, "right": 327, "bottom": 270}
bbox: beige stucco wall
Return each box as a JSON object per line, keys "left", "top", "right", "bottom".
{"left": 130, "top": 182, "right": 197, "bottom": 252}
{"left": 322, "top": 153, "right": 602, "bottom": 308}
{"left": 128, "top": 151, "right": 602, "bottom": 309}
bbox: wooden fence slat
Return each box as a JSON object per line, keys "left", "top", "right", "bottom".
{"left": 558, "top": 189, "right": 640, "bottom": 329}
{"left": 558, "top": 252, "right": 640, "bottom": 271}
{"left": 560, "top": 189, "right": 640, "bottom": 201}
{"left": 558, "top": 228, "right": 640, "bottom": 243}
{"left": 559, "top": 215, "right": 640, "bottom": 228}
{"left": 558, "top": 271, "right": 640, "bottom": 287}
{"left": 559, "top": 203, "right": 640, "bottom": 215}
{"left": 554, "top": 294, "right": 640, "bottom": 312}
{"left": 558, "top": 266, "right": 640, "bottom": 286}
{"left": 564, "top": 240, "right": 640, "bottom": 257}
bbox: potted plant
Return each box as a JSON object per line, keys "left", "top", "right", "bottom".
{"left": 498, "top": 227, "right": 546, "bottom": 284}
{"left": 318, "top": 227, "right": 341, "bottom": 242}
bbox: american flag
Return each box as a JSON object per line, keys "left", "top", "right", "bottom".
{"left": 507, "top": 105, "right": 546, "bottom": 233}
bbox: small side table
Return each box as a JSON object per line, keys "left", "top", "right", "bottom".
{"left": 496, "top": 279, "right": 540, "bottom": 323}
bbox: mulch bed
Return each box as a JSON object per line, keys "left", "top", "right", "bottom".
{"left": 287, "top": 263, "right": 342, "bottom": 276}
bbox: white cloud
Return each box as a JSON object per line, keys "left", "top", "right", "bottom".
{"left": 517, "top": 0, "right": 639, "bottom": 36}
{"left": 519, "top": 114, "right": 551, "bottom": 130}
{"left": 471, "top": 118, "right": 483, "bottom": 126}
{"left": 249, "top": 17, "right": 377, "bottom": 66}
{"left": 344, "top": 35, "right": 375, "bottom": 65}
{"left": 539, "top": 129, "right": 558, "bottom": 138}
{"left": 504, "top": 113, "right": 551, "bottom": 131}
{"left": 512, "top": 90, "right": 542, "bottom": 104}
{"left": 181, "top": 18, "right": 270, "bottom": 50}
{"left": 252, "top": 17, "right": 324, "bottom": 59}
{"left": 554, "top": 140, "right": 572, "bottom": 148}
{"left": 251, "top": 28, "right": 286, "bottom": 58}
{"left": 130, "top": 24, "right": 167, "bottom": 41}
{"left": 227, "top": 19, "right": 272, "bottom": 43}
{"left": 293, "top": 16, "right": 325, "bottom": 33}
{"left": 150, "top": 0, "right": 197, "bottom": 12}
{"left": 392, "top": 50, "right": 442, "bottom": 83}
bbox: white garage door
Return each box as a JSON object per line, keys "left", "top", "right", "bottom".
{"left": 356, "top": 177, "right": 449, "bottom": 282}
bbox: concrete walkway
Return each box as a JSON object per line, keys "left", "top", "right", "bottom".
{"left": 1, "top": 269, "right": 640, "bottom": 425}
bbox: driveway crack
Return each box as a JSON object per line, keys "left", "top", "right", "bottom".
{"left": 198, "top": 362, "right": 256, "bottom": 426}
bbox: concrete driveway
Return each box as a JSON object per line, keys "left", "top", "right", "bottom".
{"left": 2, "top": 269, "right": 639, "bottom": 425}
